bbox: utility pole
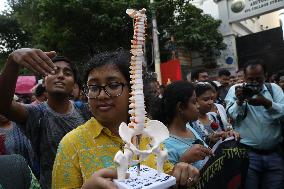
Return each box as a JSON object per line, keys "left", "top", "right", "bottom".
{"left": 150, "top": 0, "right": 162, "bottom": 84}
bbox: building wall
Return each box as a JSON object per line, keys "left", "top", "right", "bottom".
{"left": 232, "top": 11, "right": 281, "bottom": 37}
{"left": 193, "top": 1, "right": 281, "bottom": 36}
{"left": 186, "top": 1, "right": 283, "bottom": 74}
{"left": 191, "top": 0, "right": 219, "bottom": 19}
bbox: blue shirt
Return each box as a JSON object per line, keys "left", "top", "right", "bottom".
{"left": 163, "top": 126, "right": 208, "bottom": 170}
{"left": 225, "top": 83, "right": 284, "bottom": 150}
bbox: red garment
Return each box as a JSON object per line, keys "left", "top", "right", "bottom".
{"left": 160, "top": 59, "right": 182, "bottom": 85}
{"left": 0, "top": 134, "right": 6, "bottom": 155}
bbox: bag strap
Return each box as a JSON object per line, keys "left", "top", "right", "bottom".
{"left": 210, "top": 113, "right": 225, "bottom": 131}
{"left": 265, "top": 83, "right": 274, "bottom": 99}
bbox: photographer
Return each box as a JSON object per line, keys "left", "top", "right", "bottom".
{"left": 225, "top": 59, "right": 284, "bottom": 189}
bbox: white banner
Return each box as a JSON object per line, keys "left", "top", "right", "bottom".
{"left": 228, "top": 0, "right": 284, "bottom": 22}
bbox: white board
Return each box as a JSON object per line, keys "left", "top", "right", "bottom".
{"left": 114, "top": 165, "right": 176, "bottom": 189}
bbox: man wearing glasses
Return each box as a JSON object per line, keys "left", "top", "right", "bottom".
{"left": 225, "top": 59, "right": 284, "bottom": 189}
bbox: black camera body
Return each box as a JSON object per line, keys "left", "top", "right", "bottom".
{"left": 242, "top": 83, "right": 261, "bottom": 99}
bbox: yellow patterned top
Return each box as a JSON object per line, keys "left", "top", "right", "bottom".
{"left": 52, "top": 117, "right": 174, "bottom": 189}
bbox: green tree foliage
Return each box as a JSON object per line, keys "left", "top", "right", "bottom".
{"left": 0, "top": 15, "right": 30, "bottom": 54}
{"left": 1, "top": 0, "right": 224, "bottom": 69}
{"left": 7, "top": 0, "right": 150, "bottom": 62}
{"left": 154, "top": 0, "right": 226, "bottom": 66}
{"left": 0, "top": 13, "right": 31, "bottom": 73}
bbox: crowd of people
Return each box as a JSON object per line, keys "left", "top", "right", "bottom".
{"left": 0, "top": 48, "right": 283, "bottom": 189}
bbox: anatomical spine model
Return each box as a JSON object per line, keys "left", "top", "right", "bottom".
{"left": 114, "top": 8, "right": 169, "bottom": 181}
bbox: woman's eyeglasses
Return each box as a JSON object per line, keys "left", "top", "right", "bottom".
{"left": 85, "top": 82, "right": 128, "bottom": 99}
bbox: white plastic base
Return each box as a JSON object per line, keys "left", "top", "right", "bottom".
{"left": 114, "top": 165, "right": 176, "bottom": 189}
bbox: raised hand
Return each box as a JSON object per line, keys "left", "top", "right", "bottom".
{"left": 8, "top": 48, "right": 57, "bottom": 76}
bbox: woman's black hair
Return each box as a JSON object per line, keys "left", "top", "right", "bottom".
{"left": 206, "top": 81, "right": 218, "bottom": 92}
{"left": 83, "top": 49, "right": 131, "bottom": 85}
{"left": 150, "top": 81, "right": 195, "bottom": 125}
{"left": 51, "top": 56, "right": 78, "bottom": 83}
{"left": 195, "top": 82, "right": 215, "bottom": 97}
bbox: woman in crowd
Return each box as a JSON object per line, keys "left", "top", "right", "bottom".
{"left": 207, "top": 81, "right": 232, "bottom": 130}
{"left": 150, "top": 81, "right": 212, "bottom": 169}
{"left": 150, "top": 81, "right": 248, "bottom": 189}
{"left": 191, "top": 82, "right": 239, "bottom": 146}
{"left": 52, "top": 50, "right": 199, "bottom": 188}
{"left": 0, "top": 113, "right": 38, "bottom": 176}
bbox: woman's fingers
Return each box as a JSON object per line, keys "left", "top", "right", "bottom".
{"left": 82, "top": 168, "right": 120, "bottom": 189}
{"left": 95, "top": 177, "right": 118, "bottom": 189}
{"left": 187, "top": 164, "right": 200, "bottom": 186}
{"left": 179, "top": 165, "right": 189, "bottom": 186}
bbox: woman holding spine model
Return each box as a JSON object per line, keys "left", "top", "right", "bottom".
{"left": 52, "top": 50, "right": 199, "bottom": 189}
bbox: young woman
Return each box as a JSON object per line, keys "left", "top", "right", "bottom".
{"left": 207, "top": 81, "right": 232, "bottom": 130}
{"left": 52, "top": 50, "right": 199, "bottom": 188}
{"left": 151, "top": 81, "right": 248, "bottom": 189}
{"left": 0, "top": 114, "right": 37, "bottom": 177}
{"left": 191, "top": 82, "right": 239, "bottom": 146}
{"left": 150, "top": 81, "right": 212, "bottom": 170}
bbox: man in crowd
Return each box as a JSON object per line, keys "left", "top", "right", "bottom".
{"left": 225, "top": 59, "right": 284, "bottom": 189}
{"left": 191, "top": 68, "right": 209, "bottom": 82}
{"left": 218, "top": 69, "right": 231, "bottom": 102}
{"left": 0, "top": 48, "right": 90, "bottom": 189}
{"left": 236, "top": 69, "right": 245, "bottom": 83}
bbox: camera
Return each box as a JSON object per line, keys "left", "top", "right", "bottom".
{"left": 242, "top": 83, "right": 261, "bottom": 99}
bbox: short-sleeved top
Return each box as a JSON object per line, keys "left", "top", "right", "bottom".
{"left": 52, "top": 117, "right": 174, "bottom": 189}
{"left": 0, "top": 122, "right": 34, "bottom": 168}
{"left": 0, "top": 154, "right": 40, "bottom": 189}
{"left": 163, "top": 125, "right": 208, "bottom": 170}
{"left": 19, "top": 102, "right": 89, "bottom": 189}
{"left": 190, "top": 112, "right": 223, "bottom": 142}
{"left": 214, "top": 103, "right": 231, "bottom": 128}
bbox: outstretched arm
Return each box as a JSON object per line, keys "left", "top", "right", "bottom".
{"left": 0, "top": 48, "right": 56, "bottom": 124}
